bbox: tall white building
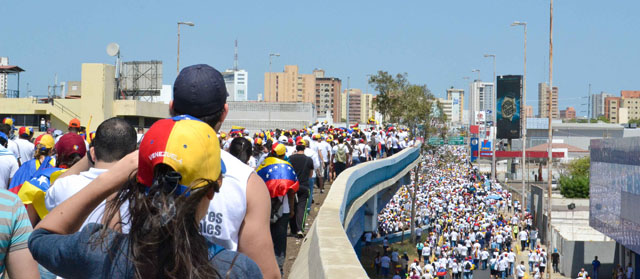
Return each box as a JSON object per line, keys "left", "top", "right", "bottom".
{"left": 592, "top": 92, "right": 613, "bottom": 118}
{"left": 436, "top": 98, "right": 453, "bottom": 123}
{"left": 0, "top": 57, "right": 8, "bottom": 96}
{"left": 222, "top": 69, "right": 248, "bottom": 101}
{"left": 446, "top": 88, "right": 464, "bottom": 124}
{"left": 468, "top": 80, "right": 494, "bottom": 125}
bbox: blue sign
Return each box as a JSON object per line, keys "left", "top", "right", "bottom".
{"left": 470, "top": 137, "right": 479, "bottom": 162}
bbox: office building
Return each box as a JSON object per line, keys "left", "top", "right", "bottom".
{"left": 468, "top": 81, "right": 494, "bottom": 125}
{"left": 0, "top": 57, "right": 7, "bottom": 96}
{"left": 592, "top": 92, "right": 613, "bottom": 118}
{"left": 446, "top": 87, "right": 464, "bottom": 124}
{"left": 314, "top": 69, "right": 342, "bottom": 122}
{"left": 560, "top": 106, "right": 576, "bottom": 120}
{"left": 264, "top": 65, "right": 316, "bottom": 103}
{"left": 222, "top": 69, "right": 248, "bottom": 101}
{"left": 538, "top": 83, "right": 559, "bottom": 119}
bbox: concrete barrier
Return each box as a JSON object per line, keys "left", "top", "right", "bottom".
{"left": 289, "top": 146, "right": 421, "bottom": 278}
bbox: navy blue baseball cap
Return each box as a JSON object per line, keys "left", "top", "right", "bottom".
{"left": 173, "top": 64, "right": 229, "bottom": 117}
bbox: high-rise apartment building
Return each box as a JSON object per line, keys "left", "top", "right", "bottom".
{"left": 0, "top": 57, "right": 8, "bottom": 96}
{"left": 222, "top": 69, "right": 248, "bottom": 101}
{"left": 436, "top": 98, "right": 453, "bottom": 123}
{"left": 264, "top": 65, "right": 316, "bottom": 103}
{"left": 620, "top": 90, "right": 640, "bottom": 121}
{"left": 591, "top": 92, "right": 613, "bottom": 118}
{"left": 314, "top": 69, "right": 342, "bottom": 122}
{"left": 361, "top": 93, "right": 374, "bottom": 123}
{"left": 341, "top": 88, "right": 362, "bottom": 124}
{"left": 468, "top": 81, "right": 494, "bottom": 125}
{"left": 538, "top": 83, "right": 559, "bottom": 119}
{"left": 524, "top": 105, "right": 534, "bottom": 118}
{"left": 605, "top": 96, "right": 621, "bottom": 123}
{"left": 446, "top": 87, "right": 464, "bottom": 124}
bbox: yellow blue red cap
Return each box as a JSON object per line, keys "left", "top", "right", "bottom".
{"left": 137, "top": 115, "right": 225, "bottom": 193}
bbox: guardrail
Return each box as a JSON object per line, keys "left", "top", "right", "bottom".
{"left": 289, "top": 145, "right": 421, "bottom": 279}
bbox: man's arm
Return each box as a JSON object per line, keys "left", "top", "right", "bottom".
{"left": 237, "top": 173, "right": 281, "bottom": 279}
{"left": 5, "top": 248, "right": 40, "bottom": 279}
{"left": 56, "top": 155, "right": 90, "bottom": 180}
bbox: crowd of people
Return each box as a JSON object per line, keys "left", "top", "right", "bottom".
{"left": 370, "top": 145, "right": 559, "bottom": 279}
{"left": 0, "top": 63, "right": 420, "bottom": 279}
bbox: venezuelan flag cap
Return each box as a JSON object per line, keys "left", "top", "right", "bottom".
{"left": 35, "top": 134, "right": 55, "bottom": 149}
{"left": 271, "top": 142, "right": 286, "bottom": 156}
{"left": 137, "top": 115, "right": 225, "bottom": 191}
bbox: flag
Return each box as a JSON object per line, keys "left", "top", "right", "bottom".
{"left": 256, "top": 157, "right": 299, "bottom": 198}
{"left": 9, "top": 156, "right": 55, "bottom": 194}
{"left": 18, "top": 167, "right": 65, "bottom": 219}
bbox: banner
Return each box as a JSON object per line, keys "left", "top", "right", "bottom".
{"left": 470, "top": 137, "right": 479, "bottom": 162}
{"left": 496, "top": 75, "right": 522, "bottom": 139}
{"left": 480, "top": 139, "right": 492, "bottom": 156}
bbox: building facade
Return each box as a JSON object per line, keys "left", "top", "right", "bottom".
{"left": 605, "top": 96, "right": 622, "bottom": 123}
{"left": 524, "top": 105, "right": 534, "bottom": 118}
{"left": 222, "top": 69, "right": 248, "bottom": 101}
{"left": 361, "top": 93, "right": 374, "bottom": 123}
{"left": 468, "top": 81, "right": 494, "bottom": 125}
{"left": 341, "top": 88, "right": 362, "bottom": 124}
{"left": 446, "top": 87, "right": 464, "bottom": 124}
{"left": 538, "top": 82, "right": 559, "bottom": 119}
{"left": 560, "top": 106, "right": 576, "bottom": 120}
{"left": 264, "top": 65, "right": 316, "bottom": 103}
{"left": 436, "top": 98, "right": 453, "bottom": 123}
{"left": 313, "top": 69, "right": 342, "bottom": 122}
{"left": 592, "top": 92, "right": 613, "bottom": 118}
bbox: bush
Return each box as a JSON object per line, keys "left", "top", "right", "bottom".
{"left": 559, "top": 174, "right": 589, "bottom": 198}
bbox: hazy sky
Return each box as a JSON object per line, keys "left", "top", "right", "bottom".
{"left": 3, "top": 0, "right": 639, "bottom": 116}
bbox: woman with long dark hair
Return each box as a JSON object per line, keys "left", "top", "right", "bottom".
{"left": 28, "top": 117, "right": 262, "bottom": 279}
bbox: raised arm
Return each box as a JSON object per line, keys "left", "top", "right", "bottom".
{"left": 35, "top": 151, "right": 137, "bottom": 234}
{"left": 237, "top": 173, "right": 280, "bottom": 279}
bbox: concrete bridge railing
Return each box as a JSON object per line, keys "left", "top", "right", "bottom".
{"left": 289, "top": 145, "right": 421, "bottom": 278}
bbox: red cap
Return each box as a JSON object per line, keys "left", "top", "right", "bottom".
{"left": 69, "top": 118, "right": 81, "bottom": 128}
{"left": 55, "top": 133, "right": 86, "bottom": 162}
{"left": 287, "top": 138, "right": 293, "bottom": 144}
{"left": 18, "top": 127, "right": 29, "bottom": 137}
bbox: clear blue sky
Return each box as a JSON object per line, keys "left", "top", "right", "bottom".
{"left": 3, "top": 0, "right": 639, "bottom": 116}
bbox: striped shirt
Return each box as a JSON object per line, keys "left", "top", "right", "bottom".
{"left": 0, "top": 189, "right": 33, "bottom": 274}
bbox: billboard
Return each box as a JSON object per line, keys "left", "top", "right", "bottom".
{"left": 496, "top": 75, "right": 522, "bottom": 139}
{"left": 475, "top": 111, "right": 486, "bottom": 125}
{"left": 470, "top": 137, "right": 479, "bottom": 162}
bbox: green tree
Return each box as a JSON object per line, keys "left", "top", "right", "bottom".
{"left": 368, "top": 71, "right": 409, "bottom": 123}
{"left": 559, "top": 156, "right": 590, "bottom": 198}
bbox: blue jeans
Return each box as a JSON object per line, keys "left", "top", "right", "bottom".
{"left": 463, "top": 271, "right": 473, "bottom": 279}
{"left": 530, "top": 238, "right": 537, "bottom": 250}
{"left": 501, "top": 270, "right": 507, "bottom": 279}
{"left": 482, "top": 259, "right": 488, "bottom": 270}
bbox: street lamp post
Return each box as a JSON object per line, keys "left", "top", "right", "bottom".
{"left": 512, "top": 21, "right": 528, "bottom": 213}
{"left": 484, "top": 54, "right": 496, "bottom": 181}
{"left": 177, "top": 21, "right": 195, "bottom": 75}
{"left": 547, "top": 1, "right": 554, "bottom": 278}
{"left": 268, "top": 53, "right": 280, "bottom": 102}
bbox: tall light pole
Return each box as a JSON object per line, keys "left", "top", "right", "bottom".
{"left": 268, "top": 53, "right": 280, "bottom": 102}
{"left": 177, "top": 21, "right": 195, "bottom": 75}
{"left": 471, "top": 69, "right": 480, "bottom": 81}
{"left": 484, "top": 54, "right": 496, "bottom": 181}
{"left": 547, "top": 1, "right": 554, "bottom": 278}
{"left": 512, "top": 21, "right": 528, "bottom": 213}
{"left": 346, "top": 76, "right": 350, "bottom": 125}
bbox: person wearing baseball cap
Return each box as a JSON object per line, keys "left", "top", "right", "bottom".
{"left": 0, "top": 131, "right": 19, "bottom": 190}
{"left": 68, "top": 118, "right": 81, "bottom": 134}
{"left": 55, "top": 133, "right": 87, "bottom": 169}
{"left": 14, "top": 127, "right": 35, "bottom": 166}
{"left": 168, "top": 64, "right": 278, "bottom": 278}
{"left": 29, "top": 116, "right": 262, "bottom": 278}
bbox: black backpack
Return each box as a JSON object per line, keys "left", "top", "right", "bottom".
{"left": 270, "top": 197, "right": 284, "bottom": 224}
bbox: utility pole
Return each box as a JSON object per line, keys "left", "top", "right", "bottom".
{"left": 512, "top": 21, "right": 528, "bottom": 213}
{"left": 547, "top": 1, "right": 554, "bottom": 278}
{"left": 268, "top": 53, "right": 280, "bottom": 102}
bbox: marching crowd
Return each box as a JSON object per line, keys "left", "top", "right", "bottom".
{"left": 371, "top": 145, "right": 558, "bottom": 279}
{"left": 0, "top": 63, "right": 418, "bottom": 279}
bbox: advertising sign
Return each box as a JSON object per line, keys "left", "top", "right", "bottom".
{"left": 470, "top": 137, "right": 479, "bottom": 162}
{"left": 475, "top": 111, "right": 486, "bottom": 124}
{"left": 496, "top": 75, "right": 522, "bottom": 139}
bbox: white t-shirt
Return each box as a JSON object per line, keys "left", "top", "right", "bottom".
{"left": 0, "top": 153, "right": 19, "bottom": 189}
{"left": 15, "top": 138, "right": 34, "bottom": 164}
{"left": 381, "top": 256, "right": 391, "bottom": 268}
{"left": 45, "top": 168, "right": 131, "bottom": 232}
{"left": 318, "top": 141, "right": 331, "bottom": 163}
{"left": 200, "top": 151, "right": 252, "bottom": 251}
{"left": 304, "top": 148, "right": 321, "bottom": 178}
{"left": 7, "top": 140, "right": 19, "bottom": 160}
